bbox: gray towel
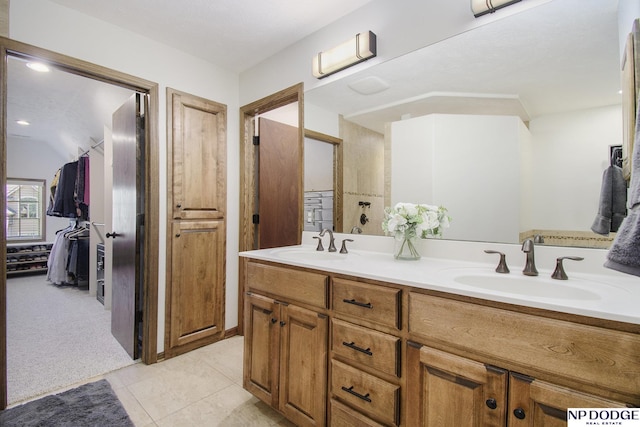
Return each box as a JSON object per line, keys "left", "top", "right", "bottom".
{"left": 605, "top": 99, "right": 640, "bottom": 276}
{"left": 591, "top": 165, "right": 627, "bottom": 235}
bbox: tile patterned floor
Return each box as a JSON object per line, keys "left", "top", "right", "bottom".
{"left": 104, "top": 336, "right": 296, "bottom": 426}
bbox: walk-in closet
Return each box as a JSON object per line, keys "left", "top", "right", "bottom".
{"left": 5, "top": 55, "right": 138, "bottom": 404}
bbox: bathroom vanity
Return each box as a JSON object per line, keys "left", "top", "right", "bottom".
{"left": 240, "top": 239, "right": 640, "bottom": 427}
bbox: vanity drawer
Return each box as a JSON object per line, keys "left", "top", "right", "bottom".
{"left": 332, "top": 318, "right": 400, "bottom": 377}
{"left": 332, "top": 278, "right": 401, "bottom": 330}
{"left": 331, "top": 359, "right": 400, "bottom": 426}
{"left": 246, "top": 261, "right": 328, "bottom": 309}
{"left": 330, "top": 399, "right": 385, "bottom": 427}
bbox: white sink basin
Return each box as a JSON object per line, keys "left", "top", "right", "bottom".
{"left": 271, "top": 247, "right": 348, "bottom": 262}
{"left": 439, "top": 269, "right": 603, "bottom": 301}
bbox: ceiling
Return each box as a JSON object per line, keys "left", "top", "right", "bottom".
{"left": 305, "top": 0, "right": 622, "bottom": 133}
{"left": 49, "top": 0, "right": 375, "bottom": 73}
{"left": 6, "top": 0, "right": 624, "bottom": 157}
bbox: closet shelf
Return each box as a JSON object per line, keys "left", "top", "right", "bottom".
{"left": 7, "top": 243, "right": 53, "bottom": 276}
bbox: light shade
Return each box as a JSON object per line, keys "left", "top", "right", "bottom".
{"left": 312, "top": 31, "right": 377, "bottom": 79}
{"left": 471, "top": 0, "right": 523, "bottom": 17}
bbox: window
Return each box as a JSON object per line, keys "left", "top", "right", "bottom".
{"left": 6, "top": 178, "right": 46, "bottom": 242}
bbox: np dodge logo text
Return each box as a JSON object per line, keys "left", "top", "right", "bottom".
{"left": 568, "top": 409, "right": 640, "bottom": 427}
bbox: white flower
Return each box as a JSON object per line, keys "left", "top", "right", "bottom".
{"left": 382, "top": 202, "right": 450, "bottom": 239}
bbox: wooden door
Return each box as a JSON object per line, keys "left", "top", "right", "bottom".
{"left": 508, "top": 372, "right": 628, "bottom": 426}
{"left": 168, "top": 220, "right": 225, "bottom": 350}
{"left": 166, "top": 88, "right": 227, "bottom": 358}
{"left": 258, "top": 117, "right": 301, "bottom": 249}
{"left": 243, "top": 293, "right": 281, "bottom": 407}
{"left": 169, "top": 88, "right": 226, "bottom": 220}
{"left": 110, "top": 93, "right": 141, "bottom": 359}
{"left": 406, "top": 343, "right": 508, "bottom": 427}
{"left": 279, "top": 303, "right": 328, "bottom": 427}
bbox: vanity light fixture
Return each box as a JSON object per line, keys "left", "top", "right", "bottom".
{"left": 471, "top": 0, "right": 523, "bottom": 18}
{"left": 16, "top": 120, "right": 30, "bottom": 126}
{"left": 26, "top": 62, "right": 50, "bottom": 72}
{"left": 312, "top": 31, "right": 377, "bottom": 79}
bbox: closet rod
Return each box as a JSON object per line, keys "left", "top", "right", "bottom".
{"left": 76, "top": 138, "right": 105, "bottom": 158}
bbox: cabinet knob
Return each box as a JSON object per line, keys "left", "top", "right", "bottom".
{"left": 176, "top": 203, "right": 182, "bottom": 208}
{"left": 513, "top": 408, "right": 526, "bottom": 420}
{"left": 175, "top": 233, "right": 181, "bottom": 238}
{"left": 271, "top": 318, "right": 277, "bottom": 324}
{"left": 485, "top": 398, "right": 497, "bottom": 410}
{"left": 280, "top": 321, "right": 286, "bottom": 327}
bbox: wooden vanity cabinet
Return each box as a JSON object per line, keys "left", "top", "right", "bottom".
{"left": 241, "top": 258, "right": 640, "bottom": 426}
{"left": 406, "top": 292, "right": 636, "bottom": 426}
{"left": 406, "top": 344, "right": 627, "bottom": 427}
{"left": 243, "top": 261, "right": 329, "bottom": 427}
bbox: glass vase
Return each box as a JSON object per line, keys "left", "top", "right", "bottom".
{"left": 394, "top": 233, "right": 421, "bottom": 260}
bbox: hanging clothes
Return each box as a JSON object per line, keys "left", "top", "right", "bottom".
{"left": 46, "top": 156, "right": 90, "bottom": 220}
{"left": 48, "top": 161, "right": 79, "bottom": 218}
{"left": 47, "top": 225, "right": 73, "bottom": 284}
{"left": 47, "top": 224, "right": 90, "bottom": 287}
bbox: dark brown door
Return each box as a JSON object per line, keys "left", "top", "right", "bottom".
{"left": 258, "top": 117, "right": 301, "bottom": 249}
{"left": 110, "top": 94, "right": 142, "bottom": 359}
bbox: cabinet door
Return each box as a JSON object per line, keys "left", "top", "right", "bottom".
{"left": 508, "top": 372, "right": 629, "bottom": 427}
{"left": 168, "top": 88, "right": 227, "bottom": 220}
{"left": 279, "top": 303, "right": 328, "bottom": 427}
{"left": 167, "top": 220, "right": 225, "bottom": 353}
{"left": 243, "top": 293, "right": 281, "bottom": 407}
{"left": 406, "top": 343, "right": 508, "bottom": 427}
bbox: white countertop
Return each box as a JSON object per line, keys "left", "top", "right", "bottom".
{"left": 240, "top": 234, "right": 640, "bottom": 325}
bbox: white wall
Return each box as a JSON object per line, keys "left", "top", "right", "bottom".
{"left": 10, "top": 0, "right": 241, "bottom": 352}
{"left": 390, "top": 106, "right": 622, "bottom": 242}
{"left": 391, "top": 114, "right": 523, "bottom": 243}
{"left": 7, "top": 137, "right": 71, "bottom": 242}
{"left": 304, "top": 139, "right": 333, "bottom": 191}
{"left": 528, "top": 105, "right": 623, "bottom": 231}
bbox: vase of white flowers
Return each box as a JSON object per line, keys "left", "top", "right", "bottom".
{"left": 382, "top": 202, "right": 450, "bottom": 260}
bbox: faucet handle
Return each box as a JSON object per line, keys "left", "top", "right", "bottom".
{"left": 313, "top": 236, "right": 324, "bottom": 251}
{"left": 551, "top": 256, "right": 584, "bottom": 280}
{"left": 340, "top": 239, "right": 354, "bottom": 254}
{"left": 484, "top": 250, "right": 510, "bottom": 273}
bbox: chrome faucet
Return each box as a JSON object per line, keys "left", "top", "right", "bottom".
{"left": 521, "top": 238, "right": 538, "bottom": 276}
{"left": 319, "top": 228, "right": 337, "bottom": 252}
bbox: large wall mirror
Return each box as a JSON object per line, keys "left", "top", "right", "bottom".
{"left": 304, "top": 0, "right": 626, "bottom": 249}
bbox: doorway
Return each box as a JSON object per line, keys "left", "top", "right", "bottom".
{"left": 237, "top": 83, "right": 303, "bottom": 334}
{"left": 0, "top": 37, "right": 160, "bottom": 409}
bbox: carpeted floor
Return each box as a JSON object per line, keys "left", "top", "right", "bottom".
{"left": 6, "top": 275, "right": 135, "bottom": 404}
{"left": 0, "top": 379, "right": 133, "bottom": 426}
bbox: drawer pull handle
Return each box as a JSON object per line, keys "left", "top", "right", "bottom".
{"left": 341, "top": 386, "right": 371, "bottom": 403}
{"left": 342, "top": 341, "right": 373, "bottom": 356}
{"left": 343, "top": 298, "right": 373, "bottom": 309}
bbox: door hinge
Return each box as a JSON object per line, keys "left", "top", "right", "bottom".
{"left": 137, "top": 213, "right": 145, "bottom": 227}
{"left": 135, "top": 310, "right": 143, "bottom": 324}
{"left": 252, "top": 214, "right": 259, "bottom": 224}
{"left": 253, "top": 136, "right": 260, "bottom": 145}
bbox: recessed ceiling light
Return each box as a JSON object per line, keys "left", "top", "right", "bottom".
{"left": 16, "top": 120, "right": 30, "bottom": 126}
{"left": 26, "top": 62, "right": 50, "bottom": 72}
